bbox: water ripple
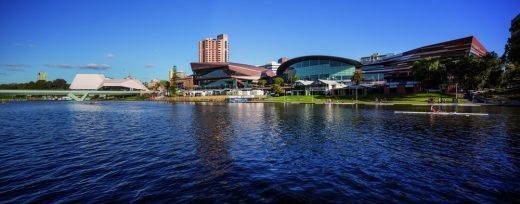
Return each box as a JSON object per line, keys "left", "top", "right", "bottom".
{"left": 0, "top": 102, "right": 519, "bottom": 202}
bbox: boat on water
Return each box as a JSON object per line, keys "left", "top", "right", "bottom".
{"left": 394, "top": 111, "right": 488, "bottom": 116}
{"left": 228, "top": 98, "right": 249, "bottom": 103}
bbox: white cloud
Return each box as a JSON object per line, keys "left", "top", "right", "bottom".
{"left": 43, "top": 64, "right": 75, "bottom": 69}
{"left": 79, "top": 63, "right": 110, "bottom": 70}
{"left": 0, "top": 64, "right": 30, "bottom": 72}
{"left": 106, "top": 52, "right": 115, "bottom": 59}
{"left": 0, "top": 64, "right": 31, "bottom": 68}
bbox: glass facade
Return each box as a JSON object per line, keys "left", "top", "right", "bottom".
{"left": 364, "top": 73, "right": 384, "bottom": 81}
{"left": 284, "top": 59, "right": 356, "bottom": 81}
{"left": 200, "top": 69, "right": 229, "bottom": 78}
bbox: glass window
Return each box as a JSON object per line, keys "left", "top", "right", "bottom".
{"left": 202, "top": 69, "right": 228, "bottom": 78}
{"left": 330, "top": 60, "right": 341, "bottom": 67}
{"left": 320, "top": 60, "right": 329, "bottom": 65}
{"left": 310, "top": 60, "right": 319, "bottom": 66}
{"left": 301, "top": 60, "right": 310, "bottom": 67}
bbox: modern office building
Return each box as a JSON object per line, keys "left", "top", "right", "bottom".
{"left": 260, "top": 57, "right": 290, "bottom": 73}
{"left": 276, "top": 55, "right": 362, "bottom": 82}
{"left": 198, "top": 34, "right": 229, "bottom": 63}
{"left": 360, "top": 53, "right": 393, "bottom": 64}
{"left": 70, "top": 74, "right": 149, "bottom": 91}
{"left": 361, "top": 36, "right": 488, "bottom": 94}
{"left": 37, "top": 72, "right": 48, "bottom": 81}
{"left": 260, "top": 61, "right": 281, "bottom": 73}
{"left": 190, "top": 62, "right": 274, "bottom": 89}
{"left": 278, "top": 57, "right": 289, "bottom": 64}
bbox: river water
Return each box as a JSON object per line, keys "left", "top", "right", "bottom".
{"left": 0, "top": 102, "right": 519, "bottom": 203}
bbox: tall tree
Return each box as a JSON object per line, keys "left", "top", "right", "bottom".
{"left": 502, "top": 19, "right": 520, "bottom": 88}
{"left": 351, "top": 69, "right": 364, "bottom": 101}
{"left": 272, "top": 84, "right": 284, "bottom": 96}
{"left": 170, "top": 65, "right": 178, "bottom": 96}
{"left": 504, "top": 63, "right": 520, "bottom": 87}
{"left": 482, "top": 52, "right": 503, "bottom": 88}
{"left": 257, "top": 79, "right": 267, "bottom": 87}
{"left": 289, "top": 76, "right": 299, "bottom": 84}
{"left": 51, "top": 79, "right": 68, "bottom": 89}
{"left": 351, "top": 70, "right": 363, "bottom": 85}
{"left": 412, "top": 57, "right": 446, "bottom": 89}
{"left": 159, "top": 80, "right": 170, "bottom": 95}
{"left": 272, "top": 77, "right": 284, "bottom": 85}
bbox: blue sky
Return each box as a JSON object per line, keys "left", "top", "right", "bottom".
{"left": 0, "top": 0, "right": 519, "bottom": 83}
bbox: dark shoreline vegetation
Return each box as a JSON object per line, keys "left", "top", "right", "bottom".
{"left": 0, "top": 79, "right": 69, "bottom": 90}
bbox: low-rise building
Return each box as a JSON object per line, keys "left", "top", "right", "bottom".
{"left": 361, "top": 36, "right": 487, "bottom": 94}
{"left": 148, "top": 79, "right": 159, "bottom": 89}
{"left": 190, "top": 62, "right": 274, "bottom": 89}
{"left": 260, "top": 61, "right": 280, "bottom": 73}
{"left": 69, "top": 74, "right": 149, "bottom": 91}
{"left": 277, "top": 55, "right": 362, "bottom": 83}
{"left": 292, "top": 79, "right": 346, "bottom": 95}
{"left": 360, "top": 53, "right": 393, "bottom": 64}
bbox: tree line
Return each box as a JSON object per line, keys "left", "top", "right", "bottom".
{"left": 413, "top": 19, "right": 520, "bottom": 91}
{"left": 411, "top": 52, "right": 509, "bottom": 91}
{"left": 0, "top": 79, "right": 69, "bottom": 90}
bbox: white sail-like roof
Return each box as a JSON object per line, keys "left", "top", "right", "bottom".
{"left": 70, "top": 74, "right": 149, "bottom": 91}
{"left": 103, "top": 79, "right": 149, "bottom": 91}
{"left": 69, "top": 74, "right": 105, "bottom": 90}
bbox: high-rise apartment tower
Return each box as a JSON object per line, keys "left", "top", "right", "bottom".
{"left": 198, "top": 34, "right": 229, "bottom": 63}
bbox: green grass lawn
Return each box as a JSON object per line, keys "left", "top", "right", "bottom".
{"left": 268, "top": 93, "right": 464, "bottom": 104}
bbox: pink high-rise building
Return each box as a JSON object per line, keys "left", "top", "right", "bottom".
{"left": 198, "top": 34, "right": 229, "bottom": 63}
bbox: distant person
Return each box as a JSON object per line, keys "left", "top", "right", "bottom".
{"left": 430, "top": 104, "right": 438, "bottom": 112}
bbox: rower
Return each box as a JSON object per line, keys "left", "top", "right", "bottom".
{"left": 430, "top": 104, "right": 438, "bottom": 112}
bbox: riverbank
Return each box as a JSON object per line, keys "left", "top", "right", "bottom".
{"left": 3, "top": 93, "right": 515, "bottom": 106}
{"left": 267, "top": 93, "right": 465, "bottom": 104}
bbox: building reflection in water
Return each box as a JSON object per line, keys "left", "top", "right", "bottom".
{"left": 191, "top": 103, "right": 234, "bottom": 182}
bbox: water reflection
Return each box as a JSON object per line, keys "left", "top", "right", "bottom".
{"left": 1, "top": 102, "right": 519, "bottom": 203}
{"left": 191, "top": 104, "right": 233, "bottom": 181}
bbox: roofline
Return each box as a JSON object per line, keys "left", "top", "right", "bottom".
{"left": 403, "top": 36, "right": 487, "bottom": 55}
{"left": 276, "top": 55, "right": 362, "bottom": 76}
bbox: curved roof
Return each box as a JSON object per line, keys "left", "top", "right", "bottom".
{"left": 70, "top": 74, "right": 149, "bottom": 91}
{"left": 70, "top": 74, "right": 105, "bottom": 90}
{"left": 191, "top": 62, "right": 275, "bottom": 78}
{"left": 276, "top": 55, "right": 362, "bottom": 76}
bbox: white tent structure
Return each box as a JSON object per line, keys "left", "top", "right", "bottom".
{"left": 70, "top": 74, "right": 149, "bottom": 91}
